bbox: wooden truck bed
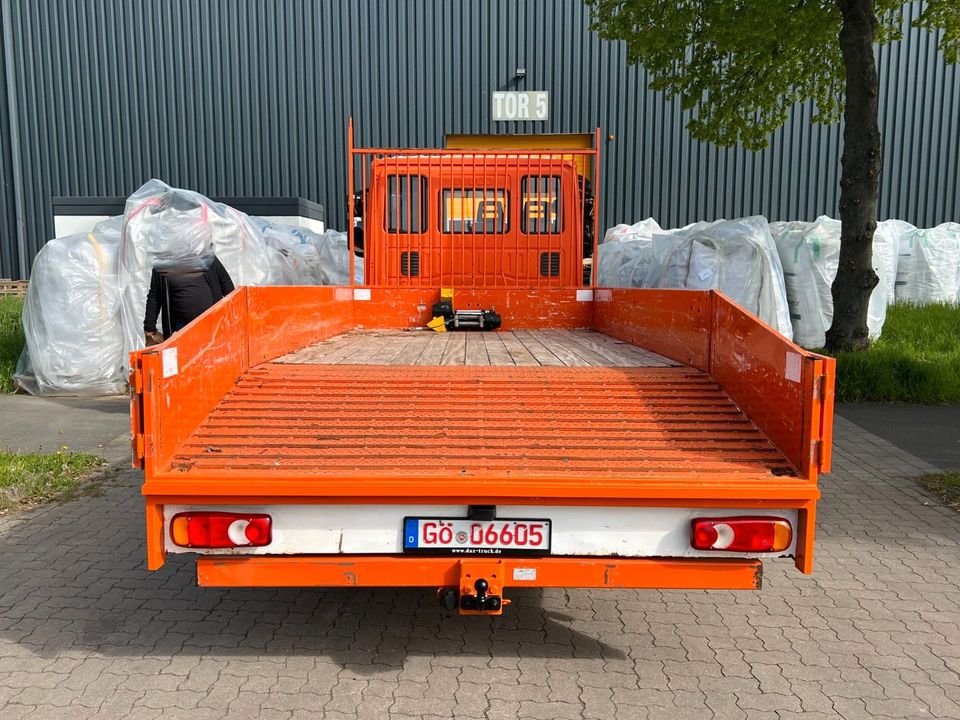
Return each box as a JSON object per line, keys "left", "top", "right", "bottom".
{"left": 131, "top": 286, "right": 834, "bottom": 576}
{"left": 275, "top": 329, "right": 680, "bottom": 367}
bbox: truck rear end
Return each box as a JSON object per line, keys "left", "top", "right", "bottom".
{"left": 130, "top": 131, "right": 834, "bottom": 614}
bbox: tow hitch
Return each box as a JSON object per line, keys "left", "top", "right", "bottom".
{"left": 437, "top": 559, "right": 511, "bottom": 615}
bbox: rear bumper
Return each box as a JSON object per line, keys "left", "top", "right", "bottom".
{"left": 197, "top": 555, "right": 763, "bottom": 591}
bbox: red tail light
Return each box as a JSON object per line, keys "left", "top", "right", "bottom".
{"left": 691, "top": 516, "right": 792, "bottom": 552}
{"left": 170, "top": 512, "right": 272, "bottom": 548}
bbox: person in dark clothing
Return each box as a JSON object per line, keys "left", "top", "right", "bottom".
{"left": 143, "top": 255, "right": 235, "bottom": 345}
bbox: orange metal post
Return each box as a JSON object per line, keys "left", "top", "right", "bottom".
{"left": 347, "top": 117, "right": 356, "bottom": 288}
{"left": 795, "top": 500, "right": 817, "bottom": 573}
{"left": 819, "top": 356, "right": 837, "bottom": 474}
{"left": 145, "top": 499, "right": 166, "bottom": 570}
{"left": 592, "top": 126, "right": 601, "bottom": 288}
{"left": 128, "top": 358, "right": 144, "bottom": 470}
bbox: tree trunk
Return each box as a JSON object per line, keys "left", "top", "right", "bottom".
{"left": 826, "top": 0, "right": 882, "bottom": 352}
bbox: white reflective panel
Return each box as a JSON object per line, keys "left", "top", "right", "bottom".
{"left": 165, "top": 505, "right": 798, "bottom": 560}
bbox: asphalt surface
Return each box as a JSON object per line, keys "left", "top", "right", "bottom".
{"left": 0, "top": 394, "right": 130, "bottom": 463}
{"left": 836, "top": 403, "right": 960, "bottom": 470}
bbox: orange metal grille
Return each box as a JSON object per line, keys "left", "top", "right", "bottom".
{"left": 347, "top": 118, "right": 601, "bottom": 289}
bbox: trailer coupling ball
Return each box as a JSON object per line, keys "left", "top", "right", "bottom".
{"left": 438, "top": 560, "right": 511, "bottom": 615}
{"left": 465, "top": 578, "right": 501, "bottom": 611}
{"left": 437, "top": 578, "right": 509, "bottom": 615}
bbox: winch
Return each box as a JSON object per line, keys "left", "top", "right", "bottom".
{"left": 427, "top": 288, "right": 502, "bottom": 332}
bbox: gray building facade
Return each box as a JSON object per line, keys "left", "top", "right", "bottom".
{"left": 1, "top": 0, "right": 958, "bottom": 279}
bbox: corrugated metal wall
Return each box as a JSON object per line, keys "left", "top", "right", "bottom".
{"left": 0, "top": 0, "right": 957, "bottom": 279}
{"left": 0, "top": 8, "right": 17, "bottom": 278}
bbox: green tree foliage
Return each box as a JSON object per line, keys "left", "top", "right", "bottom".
{"left": 587, "top": 0, "right": 957, "bottom": 151}
{"left": 917, "top": 0, "right": 960, "bottom": 63}
{"left": 588, "top": 0, "right": 957, "bottom": 352}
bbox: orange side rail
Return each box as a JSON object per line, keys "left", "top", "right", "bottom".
{"left": 594, "top": 288, "right": 836, "bottom": 482}
{"left": 130, "top": 286, "right": 359, "bottom": 476}
{"left": 709, "top": 292, "right": 835, "bottom": 482}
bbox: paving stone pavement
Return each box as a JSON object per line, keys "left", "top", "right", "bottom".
{"left": 0, "top": 416, "right": 959, "bottom": 719}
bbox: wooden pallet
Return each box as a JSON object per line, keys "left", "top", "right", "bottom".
{"left": 0, "top": 279, "right": 28, "bottom": 298}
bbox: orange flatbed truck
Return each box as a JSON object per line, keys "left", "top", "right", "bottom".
{"left": 130, "top": 127, "right": 834, "bottom": 615}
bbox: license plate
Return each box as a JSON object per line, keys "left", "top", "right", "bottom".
{"left": 403, "top": 518, "right": 551, "bottom": 555}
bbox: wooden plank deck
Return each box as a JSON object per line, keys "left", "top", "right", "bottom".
{"left": 275, "top": 329, "right": 680, "bottom": 368}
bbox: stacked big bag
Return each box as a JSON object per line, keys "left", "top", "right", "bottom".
{"left": 769, "top": 218, "right": 960, "bottom": 347}
{"left": 15, "top": 179, "right": 362, "bottom": 395}
{"left": 894, "top": 222, "right": 960, "bottom": 305}
{"left": 598, "top": 214, "right": 960, "bottom": 349}
{"left": 14, "top": 218, "right": 126, "bottom": 395}
{"left": 597, "top": 216, "right": 793, "bottom": 339}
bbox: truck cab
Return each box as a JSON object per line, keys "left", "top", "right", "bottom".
{"left": 364, "top": 155, "right": 585, "bottom": 287}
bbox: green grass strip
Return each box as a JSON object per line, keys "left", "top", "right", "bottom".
{"left": 0, "top": 449, "right": 105, "bottom": 513}
{"left": 830, "top": 303, "right": 960, "bottom": 404}
{"left": 0, "top": 297, "right": 24, "bottom": 395}
{"left": 919, "top": 472, "right": 960, "bottom": 512}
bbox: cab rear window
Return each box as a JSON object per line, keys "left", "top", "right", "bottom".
{"left": 386, "top": 175, "right": 427, "bottom": 233}
{"left": 441, "top": 189, "right": 509, "bottom": 233}
{"left": 521, "top": 176, "right": 561, "bottom": 234}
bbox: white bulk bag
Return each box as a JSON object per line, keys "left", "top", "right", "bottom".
{"left": 119, "top": 180, "right": 363, "bottom": 366}
{"left": 772, "top": 216, "right": 898, "bottom": 346}
{"left": 895, "top": 223, "right": 960, "bottom": 304}
{"left": 660, "top": 238, "right": 724, "bottom": 291}
{"left": 14, "top": 217, "right": 126, "bottom": 395}
{"left": 824, "top": 217, "right": 897, "bottom": 340}
{"left": 867, "top": 219, "right": 912, "bottom": 335}
{"left": 314, "top": 230, "right": 364, "bottom": 285}
{"left": 803, "top": 217, "right": 842, "bottom": 336}
{"left": 118, "top": 179, "right": 273, "bottom": 364}
{"left": 253, "top": 217, "right": 323, "bottom": 285}
{"left": 771, "top": 221, "right": 827, "bottom": 348}
{"left": 874, "top": 219, "right": 914, "bottom": 305}
{"left": 596, "top": 218, "right": 662, "bottom": 287}
{"left": 601, "top": 224, "right": 632, "bottom": 244}
{"left": 649, "top": 216, "right": 793, "bottom": 338}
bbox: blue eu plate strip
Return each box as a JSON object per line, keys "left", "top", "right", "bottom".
{"left": 403, "top": 518, "right": 419, "bottom": 548}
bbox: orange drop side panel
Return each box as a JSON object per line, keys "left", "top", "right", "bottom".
{"left": 592, "top": 288, "right": 712, "bottom": 371}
